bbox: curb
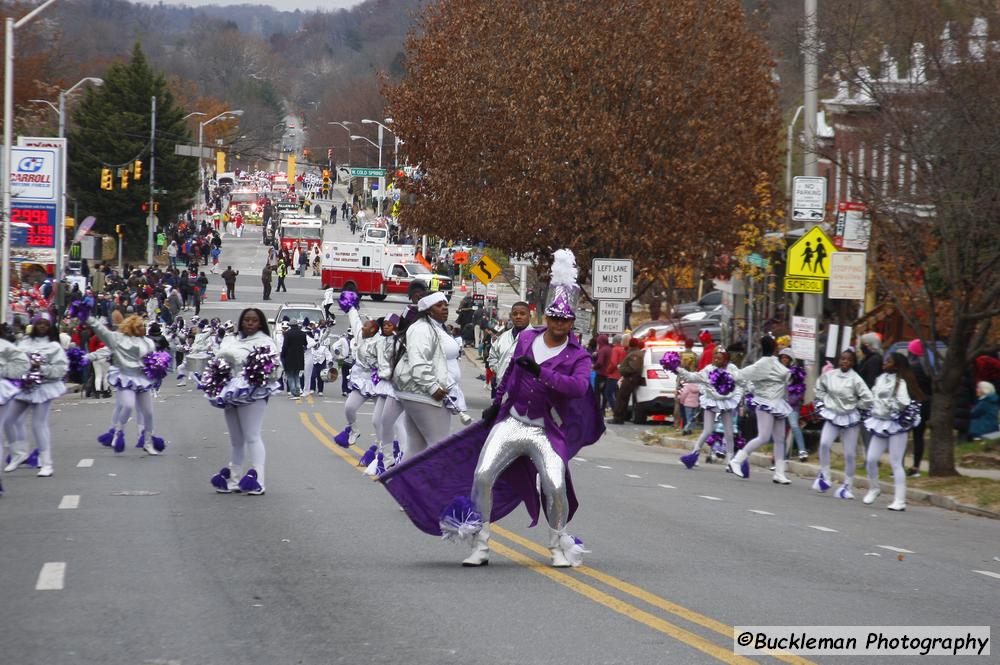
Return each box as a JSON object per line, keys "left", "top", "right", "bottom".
{"left": 646, "top": 433, "right": 1000, "bottom": 521}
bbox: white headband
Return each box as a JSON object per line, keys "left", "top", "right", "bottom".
{"left": 417, "top": 292, "right": 447, "bottom": 312}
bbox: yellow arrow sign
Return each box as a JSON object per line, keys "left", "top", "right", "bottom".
{"left": 469, "top": 254, "right": 501, "bottom": 284}
{"left": 786, "top": 226, "right": 838, "bottom": 279}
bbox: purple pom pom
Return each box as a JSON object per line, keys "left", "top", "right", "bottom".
{"left": 198, "top": 357, "right": 233, "bottom": 397}
{"left": 243, "top": 346, "right": 279, "bottom": 388}
{"left": 68, "top": 299, "right": 91, "bottom": 322}
{"left": 706, "top": 432, "right": 725, "bottom": 456}
{"left": 113, "top": 430, "right": 125, "bottom": 454}
{"left": 333, "top": 426, "right": 352, "bottom": 448}
{"left": 680, "top": 450, "right": 700, "bottom": 469}
{"left": 97, "top": 428, "right": 114, "bottom": 447}
{"left": 24, "top": 448, "right": 40, "bottom": 468}
{"left": 66, "top": 347, "right": 90, "bottom": 374}
{"left": 439, "top": 495, "right": 483, "bottom": 543}
{"left": 18, "top": 353, "right": 45, "bottom": 392}
{"left": 740, "top": 460, "right": 750, "bottom": 478}
{"left": 142, "top": 351, "right": 172, "bottom": 382}
{"left": 659, "top": 351, "right": 682, "bottom": 372}
{"left": 210, "top": 467, "right": 231, "bottom": 491}
{"left": 358, "top": 444, "right": 377, "bottom": 467}
{"left": 238, "top": 469, "right": 263, "bottom": 493}
{"left": 744, "top": 393, "right": 756, "bottom": 411}
{"left": 708, "top": 367, "right": 735, "bottom": 396}
{"left": 151, "top": 436, "right": 166, "bottom": 452}
{"left": 788, "top": 365, "right": 807, "bottom": 400}
{"left": 734, "top": 435, "right": 747, "bottom": 450}
{"left": 338, "top": 290, "right": 360, "bottom": 313}
{"left": 136, "top": 431, "right": 145, "bottom": 449}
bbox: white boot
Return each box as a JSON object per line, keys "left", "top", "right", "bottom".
{"left": 772, "top": 458, "right": 791, "bottom": 485}
{"left": 728, "top": 450, "right": 747, "bottom": 478}
{"left": 863, "top": 487, "right": 882, "bottom": 505}
{"left": 4, "top": 450, "right": 28, "bottom": 472}
{"left": 887, "top": 478, "right": 906, "bottom": 511}
{"left": 835, "top": 481, "right": 855, "bottom": 500}
{"left": 462, "top": 525, "right": 490, "bottom": 567}
{"left": 549, "top": 527, "right": 588, "bottom": 568}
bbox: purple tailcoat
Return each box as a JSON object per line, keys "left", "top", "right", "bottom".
{"left": 378, "top": 327, "right": 604, "bottom": 535}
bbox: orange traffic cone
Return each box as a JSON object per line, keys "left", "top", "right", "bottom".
{"left": 459, "top": 279, "right": 467, "bottom": 293}
{"left": 220, "top": 292, "right": 228, "bottom": 302}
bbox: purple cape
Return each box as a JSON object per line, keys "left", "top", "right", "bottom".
{"left": 378, "top": 327, "right": 605, "bottom": 535}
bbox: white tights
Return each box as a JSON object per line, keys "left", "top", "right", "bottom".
{"left": 223, "top": 399, "right": 268, "bottom": 485}
{"left": 373, "top": 396, "right": 406, "bottom": 448}
{"left": 735, "top": 410, "right": 787, "bottom": 465}
{"left": 8, "top": 399, "right": 54, "bottom": 466}
{"left": 691, "top": 409, "right": 734, "bottom": 459}
{"left": 113, "top": 388, "right": 155, "bottom": 436}
{"left": 344, "top": 391, "right": 368, "bottom": 427}
{"left": 400, "top": 399, "right": 451, "bottom": 455}
{"left": 866, "top": 432, "right": 907, "bottom": 502}
{"left": 819, "top": 421, "right": 860, "bottom": 483}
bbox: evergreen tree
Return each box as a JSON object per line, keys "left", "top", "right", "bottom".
{"left": 68, "top": 43, "right": 199, "bottom": 259}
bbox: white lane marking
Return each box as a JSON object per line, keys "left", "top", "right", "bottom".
{"left": 36, "top": 562, "right": 66, "bottom": 590}
{"left": 575, "top": 457, "right": 588, "bottom": 462}
{"left": 58, "top": 495, "right": 80, "bottom": 510}
{"left": 878, "top": 545, "right": 915, "bottom": 554}
{"left": 77, "top": 458, "right": 94, "bottom": 468}
{"left": 596, "top": 465, "right": 612, "bottom": 469}
{"left": 625, "top": 474, "right": 641, "bottom": 479}
{"left": 699, "top": 495, "right": 723, "bottom": 501}
{"left": 657, "top": 484, "right": 676, "bottom": 489}
{"left": 748, "top": 509, "right": 775, "bottom": 515}
{"left": 973, "top": 570, "right": 1000, "bottom": 580}
{"left": 808, "top": 525, "right": 838, "bottom": 532}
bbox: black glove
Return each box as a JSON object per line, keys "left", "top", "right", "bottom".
{"left": 515, "top": 356, "right": 541, "bottom": 377}
{"left": 482, "top": 402, "right": 500, "bottom": 423}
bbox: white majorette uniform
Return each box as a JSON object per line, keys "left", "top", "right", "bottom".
{"left": 206, "top": 330, "right": 282, "bottom": 495}
{"left": 4, "top": 335, "right": 67, "bottom": 477}
{"left": 676, "top": 362, "right": 743, "bottom": 466}
{"left": 487, "top": 326, "right": 520, "bottom": 384}
{"left": 863, "top": 373, "right": 920, "bottom": 511}
{"left": 90, "top": 319, "right": 165, "bottom": 456}
{"left": 365, "top": 321, "right": 407, "bottom": 474}
{"left": 0, "top": 339, "right": 31, "bottom": 479}
{"left": 729, "top": 354, "right": 791, "bottom": 482}
{"left": 334, "top": 308, "right": 379, "bottom": 448}
{"left": 392, "top": 292, "right": 455, "bottom": 455}
{"left": 813, "top": 368, "right": 874, "bottom": 498}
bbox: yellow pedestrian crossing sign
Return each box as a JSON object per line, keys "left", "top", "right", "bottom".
{"left": 469, "top": 254, "right": 501, "bottom": 284}
{"left": 786, "top": 226, "right": 838, "bottom": 279}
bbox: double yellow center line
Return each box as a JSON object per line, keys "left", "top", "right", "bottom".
{"left": 298, "top": 410, "right": 815, "bottom": 665}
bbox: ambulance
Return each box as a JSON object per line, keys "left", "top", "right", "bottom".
{"left": 321, "top": 241, "right": 453, "bottom": 301}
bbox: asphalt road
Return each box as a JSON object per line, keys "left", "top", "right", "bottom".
{"left": 2, "top": 220, "right": 998, "bottom": 665}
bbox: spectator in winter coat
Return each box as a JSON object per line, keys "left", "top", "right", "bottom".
{"left": 969, "top": 382, "right": 999, "bottom": 439}
{"left": 611, "top": 338, "right": 645, "bottom": 424}
{"left": 676, "top": 380, "right": 701, "bottom": 435}
{"left": 696, "top": 329, "right": 715, "bottom": 370}
{"left": 593, "top": 334, "right": 613, "bottom": 411}
{"left": 907, "top": 339, "right": 934, "bottom": 477}
{"left": 857, "top": 332, "right": 883, "bottom": 388}
{"left": 605, "top": 334, "right": 626, "bottom": 415}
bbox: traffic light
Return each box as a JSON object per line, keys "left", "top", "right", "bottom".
{"left": 115, "top": 224, "right": 124, "bottom": 237}
{"left": 100, "top": 168, "right": 112, "bottom": 190}
{"left": 322, "top": 169, "right": 331, "bottom": 197}
{"left": 154, "top": 202, "right": 160, "bottom": 213}
{"left": 133, "top": 160, "right": 142, "bottom": 181}
{"left": 119, "top": 168, "right": 129, "bottom": 189}
{"left": 141, "top": 201, "right": 149, "bottom": 213}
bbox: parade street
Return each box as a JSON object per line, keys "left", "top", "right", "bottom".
{"left": 1, "top": 223, "right": 997, "bottom": 665}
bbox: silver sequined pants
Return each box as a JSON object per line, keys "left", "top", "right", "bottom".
{"left": 472, "top": 416, "right": 568, "bottom": 530}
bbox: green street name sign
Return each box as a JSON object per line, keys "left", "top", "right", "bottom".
{"left": 349, "top": 167, "right": 386, "bottom": 178}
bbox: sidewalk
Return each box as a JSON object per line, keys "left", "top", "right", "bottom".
{"left": 462, "top": 347, "right": 999, "bottom": 520}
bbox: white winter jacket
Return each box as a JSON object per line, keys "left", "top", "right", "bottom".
{"left": 393, "top": 317, "right": 450, "bottom": 406}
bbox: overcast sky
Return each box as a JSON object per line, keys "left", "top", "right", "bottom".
{"left": 131, "top": 0, "right": 363, "bottom": 11}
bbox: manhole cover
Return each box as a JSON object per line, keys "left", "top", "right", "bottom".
{"left": 111, "top": 490, "right": 161, "bottom": 496}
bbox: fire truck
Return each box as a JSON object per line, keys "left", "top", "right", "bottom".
{"left": 321, "top": 242, "right": 453, "bottom": 301}
{"left": 277, "top": 215, "right": 323, "bottom": 253}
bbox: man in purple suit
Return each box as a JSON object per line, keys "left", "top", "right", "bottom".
{"left": 378, "top": 250, "right": 603, "bottom": 568}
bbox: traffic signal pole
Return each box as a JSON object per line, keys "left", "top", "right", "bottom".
{"left": 146, "top": 96, "right": 156, "bottom": 265}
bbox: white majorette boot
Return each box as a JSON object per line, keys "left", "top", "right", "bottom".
{"left": 835, "top": 482, "right": 855, "bottom": 500}
{"left": 812, "top": 470, "right": 831, "bottom": 493}
{"left": 462, "top": 525, "right": 490, "bottom": 567}
{"left": 863, "top": 487, "right": 882, "bottom": 505}
{"left": 549, "top": 528, "right": 588, "bottom": 568}
{"left": 772, "top": 458, "right": 791, "bottom": 485}
{"left": 887, "top": 478, "right": 906, "bottom": 511}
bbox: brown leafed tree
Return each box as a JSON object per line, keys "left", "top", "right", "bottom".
{"left": 818, "top": 1, "right": 1000, "bottom": 475}
{"left": 385, "top": 0, "right": 783, "bottom": 286}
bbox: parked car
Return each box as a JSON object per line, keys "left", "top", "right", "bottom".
{"left": 630, "top": 339, "right": 703, "bottom": 424}
{"left": 631, "top": 320, "right": 677, "bottom": 342}
{"left": 671, "top": 290, "right": 722, "bottom": 318}
{"left": 271, "top": 303, "right": 324, "bottom": 326}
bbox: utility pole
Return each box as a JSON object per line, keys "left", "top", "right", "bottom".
{"left": 147, "top": 96, "right": 156, "bottom": 265}
{"left": 802, "top": 0, "right": 822, "bottom": 393}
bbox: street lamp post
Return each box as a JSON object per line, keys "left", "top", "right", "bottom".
{"left": 350, "top": 134, "right": 380, "bottom": 213}
{"left": 362, "top": 119, "right": 395, "bottom": 215}
{"left": 328, "top": 121, "right": 354, "bottom": 174}
{"left": 2, "top": 0, "right": 60, "bottom": 324}
{"left": 197, "top": 110, "right": 243, "bottom": 212}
